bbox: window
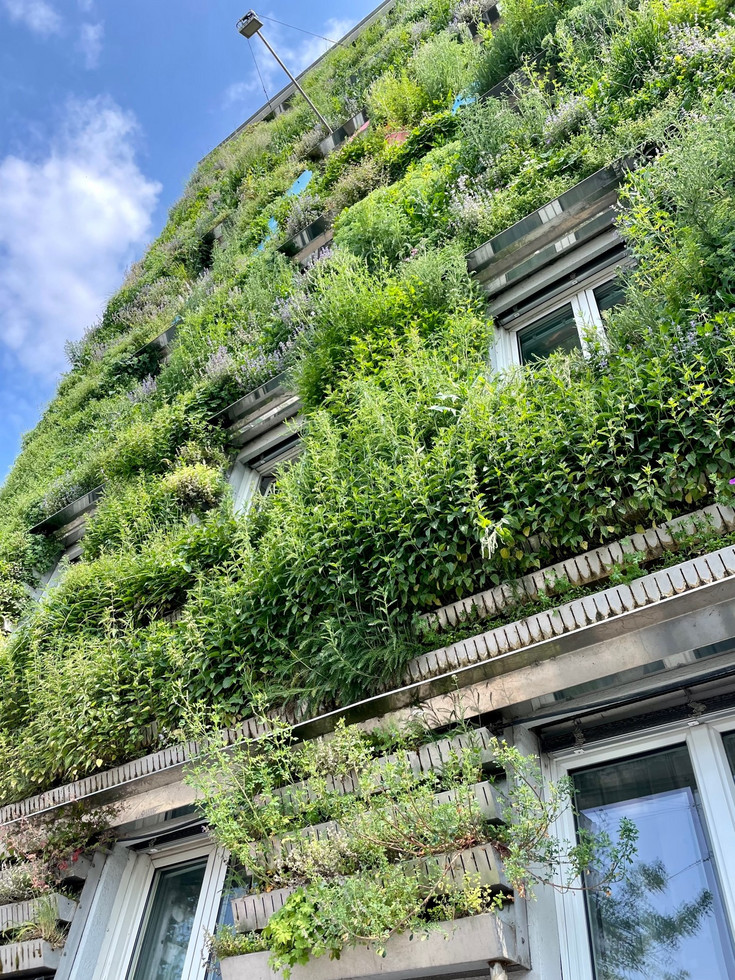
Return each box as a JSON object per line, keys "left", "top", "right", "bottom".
{"left": 95, "top": 838, "right": 227, "bottom": 980}
{"left": 574, "top": 746, "right": 735, "bottom": 980}
{"left": 128, "top": 860, "right": 208, "bottom": 980}
{"left": 497, "top": 274, "right": 626, "bottom": 369}
{"left": 551, "top": 715, "right": 735, "bottom": 980}
{"left": 518, "top": 303, "right": 581, "bottom": 364}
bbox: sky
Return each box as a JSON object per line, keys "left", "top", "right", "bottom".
{"left": 0, "top": 0, "right": 376, "bottom": 479}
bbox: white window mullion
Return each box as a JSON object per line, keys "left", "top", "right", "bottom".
{"left": 686, "top": 724, "right": 735, "bottom": 933}
{"left": 182, "top": 847, "right": 229, "bottom": 980}
{"left": 572, "top": 289, "right": 604, "bottom": 351}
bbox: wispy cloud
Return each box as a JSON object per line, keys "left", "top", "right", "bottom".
{"left": 224, "top": 15, "right": 353, "bottom": 107}
{"left": 2, "top": 0, "right": 61, "bottom": 35}
{"left": 78, "top": 20, "right": 103, "bottom": 68}
{"left": 0, "top": 96, "right": 161, "bottom": 379}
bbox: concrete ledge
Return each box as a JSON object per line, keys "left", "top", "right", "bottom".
{"left": 423, "top": 504, "right": 735, "bottom": 631}
{"left": 221, "top": 908, "right": 529, "bottom": 980}
{"left": 0, "top": 938, "right": 61, "bottom": 976}
{"left": 234, "top": 840, "right": 507, "bottom": 933}
{"left": 0, "top": 893, "right": 76, "bottom": 931}
{"left": 409, "top": 542, "right": 735, "bottom": 684}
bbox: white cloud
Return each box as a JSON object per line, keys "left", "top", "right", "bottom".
{"left": 225, "top": 16, "right": 353, "bottom": 107}
{"left": 78, "top": 20, "right": 103, "bottom": 69}
{"left": 0, "top": 97, "right": 161, "bottom": 378}
{"left": 2, "top": 0, "right": 61, "bottom": 34}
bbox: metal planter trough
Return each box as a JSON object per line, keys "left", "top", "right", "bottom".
{"left": 208, "top": 372, "right": 302, "bottom": 459}
{"left": 29, "top": 486, "right": 104, "bottom": 551}
{"left": 468, "top": 2, "right": 501, "bottom": 37}
{"left": 466, "top": 159, "right": 635, "bottom": 291}
{"left": 0, "top": 893, "right": 76, "bottom": 933}
{"left": 130, "top": 321, "right": 179, "bottom": 370}
{"left": 279, "top": 215, "right": 333, "bottom": 265}
{"left": 0, "top": 939, "right": 61, "bottom": 977}
{"left": 220, "top": 907, "right": 529, "bottom": 980}
{"left": 312, "top": 109, "right": 370, "bottom": 159}
{"left": 465, "top": 157, "right": 644, "bottom": 322}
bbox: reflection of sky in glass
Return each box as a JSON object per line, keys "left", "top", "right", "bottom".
{"left": 578, "top": 769, "right": 735, "bottom": 980}
{"left": 286, "top": 171, "right": 313, "bottom": 197}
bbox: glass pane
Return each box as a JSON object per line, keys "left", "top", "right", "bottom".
{"left": 722, "top": 731, "right": 735, "bottom": 776}
{"left": 517, "top": 304, "right": 580, "bottom": 364}
{"left": 129, "top": 859, "right": 207, "bottom": 980}
{"left": 593, "top": 277, "right": 626, "bottom": 313}
{"left": 574, "top": 746, "right": 735, "bottom": 980}
{"left": 204, "top": 865, "right": 252, "bottom": 980}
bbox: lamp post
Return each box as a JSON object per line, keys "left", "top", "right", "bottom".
{"left": 236, "top": 10, "right": 332, "bottom": 133}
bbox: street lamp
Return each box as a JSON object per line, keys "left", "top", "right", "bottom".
{"left": 236, "top": 10, "right": 332, "bottom": 133}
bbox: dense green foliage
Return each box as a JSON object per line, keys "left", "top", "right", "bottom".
{"left": 1, "top": 0, "right": 735, "bottom": 802}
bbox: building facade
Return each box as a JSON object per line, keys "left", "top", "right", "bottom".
{"left": 2, "top": 0, "right": 735, "bottom": 977}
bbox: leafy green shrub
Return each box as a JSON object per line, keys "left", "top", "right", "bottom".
{"left": 367, "top": 71, "right": 428, "bottom": 127}
{"left": 410, "top": 31, "right": 480, "bottom": 106}
{"left": 161, "top": 463, "right": 225, "bottom": 511}
{"left": 334, "top": 142, "right": 459, "bottom": 263}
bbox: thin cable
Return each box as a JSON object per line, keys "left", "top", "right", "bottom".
{"left": 247, "top": 35, "right": 275, "bottom": 113}
{"left": 259, "top": 14, "right": 347, "bottom": 47}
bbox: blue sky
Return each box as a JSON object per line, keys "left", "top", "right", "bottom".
{"left": 0, "top": 0, "right": 375, "bottom": 479}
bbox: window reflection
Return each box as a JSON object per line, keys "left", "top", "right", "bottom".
{"left": 128, "top": 860, "right": 207, "bottom": 980}
{"left": 517, "top": 303, "right": 580, "bottom": 363}
{"left": 573, "top": 746, "right": 735, "bottom": 980}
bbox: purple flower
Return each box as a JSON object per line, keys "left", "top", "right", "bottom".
{"left": 127, "top": 374, "right": 158, "bottom": 404}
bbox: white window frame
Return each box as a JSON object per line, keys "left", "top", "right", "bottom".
{"left": 547, "top": 709, "right": 735, "bottom": 980}
{"left": 228, "top": 460, "right": 260, "bottom": 516}
{"left": 93, "top": 836, "right": 228, "bottom": 980}
{"left": 491, "top": 269, "right": 619, "bottom": 372}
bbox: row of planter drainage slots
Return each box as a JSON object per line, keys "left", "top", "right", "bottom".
{"left": 221, "top": 728, "right": 531, "bottom": 980}
{"left": 0, "top": 854, "right": 92, "bottom": 978}
{"left": 230, "top": 727, "right": 510, "bottom": 931}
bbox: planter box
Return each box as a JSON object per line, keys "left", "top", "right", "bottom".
{"left": 233, "top": 841, "right": 508, "bottom": 933}
{"left": 468, "top": 2, "right": 501, "bottom": 37}
{"left": 252, "top": 779, "right": 503, "bottom": 872}
{"left": 466, "top": 159, "right": 636, "bottom": 292}
{"left": 0, "top": 893, "right": 76, "bottom": 932}
{"left": 312, "top": 110, "right": 370, "bottom": 159}
{"left": 208, "top": 373, "right": 303, "bottom": 454}
{"left": 57, "top": 852, "right": 94, "bottom": 883}
{"left": 276, "top": 728, "right": 499, "bottom": 804}
{"left": 131, "top": 322, "right": 179, "bottom": 366}
{"left": 29, "top": 486, "right": 104, "bottom": 548}
{"left": 0, "top": 939, "right": 61, "bottom": 976}
{"left": 220, "top": 907, "right": 529, "bottom": 980}
{"left": 279, "top": 215, "right": 333, "bottom": 263}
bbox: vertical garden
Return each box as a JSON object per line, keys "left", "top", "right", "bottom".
{"left": 1, "top": 0, "right": 735, "bottom": 805}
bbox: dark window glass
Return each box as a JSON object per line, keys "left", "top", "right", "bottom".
{"left": 517, "top": 304, "right": 580, "bottom": 363}
{"left": 722, "top": 731, "right": 735, "bottom": 776}
{"left": 573, "top": 746, "right": 735, "bottom": 980}
{"left": 258, "top": 473, "right": 277, "bottom": 497}
{"left": 128, "top": 859, "right": 207, "bottom": 980}
{"left": 594, "top": 277, "right": 626, "bottom": 313}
